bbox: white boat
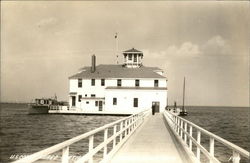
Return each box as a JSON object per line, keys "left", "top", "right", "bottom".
{"left": 29, "top": 98, "right": 68, "bottom": 114}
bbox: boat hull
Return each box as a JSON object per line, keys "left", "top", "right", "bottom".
{"left": 28, "top": 105, "right": 49, "bottom": 114}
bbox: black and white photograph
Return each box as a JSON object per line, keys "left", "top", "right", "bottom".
{"left": 0, "top": 1, "right": 249, "bottom": 163}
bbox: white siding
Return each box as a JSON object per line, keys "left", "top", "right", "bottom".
{"left": 105, "top": 89, "right": 167, "bottom": 113}
{"left": 69, "top": 77, "right": 168, "bottom": 113}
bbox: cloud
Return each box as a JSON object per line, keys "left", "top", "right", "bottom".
{"left": 168, "top": 42, "right": 201, "bottom": 57}
{"left": 144, "top": 35, "right": 230, "bottom": 58}
{"left": 143, "top": 42, "right": 201, "bottom": 58}
{"left": 36, "top": 17, "right": 58, "bottom": 27}
{"left": 202, "top": 35, "right": 230, "bottom": 56}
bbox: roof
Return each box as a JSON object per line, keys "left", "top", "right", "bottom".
{"left": 69, "top": 64, "right": 166, "bottom": 79}
{"left": 123, "top": 48, "right": 142, "bottom": 53}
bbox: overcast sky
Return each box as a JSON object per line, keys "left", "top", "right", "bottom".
{"left": 1, "top": 1, "right": 249, "bottom": 106}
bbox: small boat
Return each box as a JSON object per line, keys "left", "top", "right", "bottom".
{"left": 166, "top": 101, "right": 181, "bottom": 116}
{"left": 28, "top": 95, "right": 68, "bottom": 114}
{"left": 28, "top": 98, "right": 57, "bottom": 114}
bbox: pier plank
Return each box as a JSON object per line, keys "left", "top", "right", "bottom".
{"left": 109, "top": 114, "right": 187, "bottom": 163}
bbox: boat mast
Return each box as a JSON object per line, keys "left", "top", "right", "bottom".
{"left": 182, "top": 77, "right": 185, "bottom": 111}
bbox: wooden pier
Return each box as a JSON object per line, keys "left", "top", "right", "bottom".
{"left": 13, "top": 110, "right": 249, "bottom": 163}
{"left": 110, "top": 114, "right": 190, "bottom": 163}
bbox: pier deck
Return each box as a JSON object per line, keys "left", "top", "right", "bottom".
{"left": 110, "top": 113, "right": 189, "bottom": 163}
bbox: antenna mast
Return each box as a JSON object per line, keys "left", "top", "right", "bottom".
{"left": 115, "top": 32, "right": 118, "bottom": 64}
{"left": 182, "top": 77, "right": 186, "bottom": 111}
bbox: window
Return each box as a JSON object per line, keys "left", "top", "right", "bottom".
{"left": 134, "top": 54, "right": 137, "bottom": 62}
{"left": 91, "top": 79, "right": 95, "bottom": 86}
{"left": 154, "top": 80, "right": 159, "bottom": 87}
{"left": 86, "top": 101, "right": 89, "bottom": 104}
{"left": 91, "top": 94, "right": 96, "bottom": 97}
{"left": 128, "top": 54, "right": 132, "bottom": 60}
{"left": 78, "top": 95, "right": 82, "bottom": 102}
{"left": 95, "top": 101, "right": 98, "bottom": 106}
{"left": 133, "top": 98, "right": 138, "bottom": 107}
{"left": 135, "top": 79, "right": 140, "bottom": 86}
{"left": 85, "top": 94, "right": 87, "bottom": 97}
{"left": 101, "top": 79, "right": 105, "bottom": 86}
{"left": 117, "top": 79, "right": 122, "bottom": 86}
{"left": 113, "top": 98, "right": 117, "bottom": 105}
{"left": 78, "top": 79, "right": 82, "bottom": 88}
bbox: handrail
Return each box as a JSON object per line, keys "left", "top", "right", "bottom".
{"left": 13, "top": 109, "right": 151, "bottom": 163}
{"left": 163, "top": 110, "right": 249, "bottom": 163}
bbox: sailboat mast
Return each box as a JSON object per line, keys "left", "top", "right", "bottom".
{"left": 182, "top": 77, "right": 185, "bottom": 111}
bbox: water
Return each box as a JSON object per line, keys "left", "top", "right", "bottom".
{"left": 183, "top": 106, "right": 249, "bottom": 163}
{"left": 0, "top": 104, "right": 249, "bottom": 163}
{"left": 0, "top": 103, "right": 124, "bottom": 162}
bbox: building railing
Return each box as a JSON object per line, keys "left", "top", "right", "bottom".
{"left": 13, "top": 109, "right": 151, "bottom": 163}
{"left": 163, "top": 110, "right": 249, "bottom": 163}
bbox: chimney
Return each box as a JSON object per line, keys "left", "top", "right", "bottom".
{"left": 91, "top": 55, "right": 96, "bottom": 73}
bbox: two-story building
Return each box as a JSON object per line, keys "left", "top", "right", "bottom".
{"left": 68, "top": 48, "right": 168, "bottom": 115}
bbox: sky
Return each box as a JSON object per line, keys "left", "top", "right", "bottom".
{"left": 1, "top": 1, "right": 249, "bottom": 106}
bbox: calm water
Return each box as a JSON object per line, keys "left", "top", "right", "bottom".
{"left": 0, "top": 104, "right": 249, "bottom": 163}
{"left": 0, "top": 103, "right": 123, "bottom": 162}
{"left": 183, "top": 106, "right": 249, "bottom": 163}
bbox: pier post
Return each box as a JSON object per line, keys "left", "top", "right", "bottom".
{"left": 197, "top": 131, "right": 201, "bottom": 161}
{"left": 184, "top": 122, "right": 187, "bottom": 143}
{"left": 232, "top": 151, "right": 240, "bottom": 163}
{"left": 180, "top": 120, "right": 183, "bottom": 139}
{"left": 103, "top": 129, "right": 108, "bottom": 159}
{"left": 177, "top": 118, "right": 180, "bottom": 135}
{"left": 88, "top": 135, "right": 94, "bottom": 163}
{"left": 113, "top": 125, "right": 117, "bottom": 148}
{"left": 189, "top": 126, "right": 193, "bottom": 150}
{"left": 120, "top": 121, "right": 123, "bottom": 141}
{"left": 62, "top": 146, "right": 69, "bottom": 163}
{"left": 175, "top": 117, "right": 178, "bottom": 131}
{"left": 209, "top": 137, "right": 214, "bottom": 163}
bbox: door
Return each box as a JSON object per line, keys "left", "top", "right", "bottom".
{"left": 99, "top": 101, "right": 103, "bottom": 111}
{"left": 152, "top": 101, "right": 160, "bottom": 113}
{"left": 72, "top": 96, "right": 76, "bottom": 107}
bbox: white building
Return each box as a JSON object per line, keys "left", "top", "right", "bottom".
{"left": 68, "top": 48, "right": 168, "bottom": 115}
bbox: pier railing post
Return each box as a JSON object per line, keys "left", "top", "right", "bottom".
{"left": 175, "top": 117, "right": 178, "bottom": 132}
{"left": 177, "top": 118, "right": 180, "bottom": 135}
{"left": 189, "top": 126, "right": 193, "bottom": 151}
{"left": 120, "top": 121, "right": 123, "bottom": 141}
{"left": 209, "top": 137, "right": 214, "bottom": 163}
{"left": 88, "top": 135, "right": 94, "bottom": 163}
{"left": 61, "top": 146, "right": 69, "bottom": 163}
{"left": 184, "top": 122, "right": 187, "bottom": 144}
{"left": 113, "top": 125, "right": 117, "bottom": 149}
{"left": 124, "top": 120, "right": 127, "bottom": 136}
{"left": 232, "top": 151, "right": 241, "bottom": 163}
{"left": 103, "top": 128, "right": 108, "bottom": 159}
{"left": 180, "top": 120, "right": 183, "bottom": 139}
{"left": 197, "top": 131, "right": 201, "bottom": 161}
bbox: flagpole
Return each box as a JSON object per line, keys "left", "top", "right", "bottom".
{"left": 115, "top": 32, "right": 118, "bottom": 64}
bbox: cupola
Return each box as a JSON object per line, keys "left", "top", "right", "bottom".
{"left": 123, "top": 48, "right": 143, "bottom": 68}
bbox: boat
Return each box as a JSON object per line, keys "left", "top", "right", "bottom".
{"left": 28, "top": 96, "right": 68, "bottom": 114}
{"left": 179, "top": 77, "right": 188, "bottom": 116}
{"left": 28, "top": 98, "right": 57, "bottom": 114}
{"left": 166, "top": 101, "right": 181, "bottom": 116}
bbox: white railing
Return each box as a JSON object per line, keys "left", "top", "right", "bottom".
{"left": 163, "top": 110, "right": 249, "bottom": 163}
{"left": 13, "top": 109, "right": 151, "bottom": 163}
